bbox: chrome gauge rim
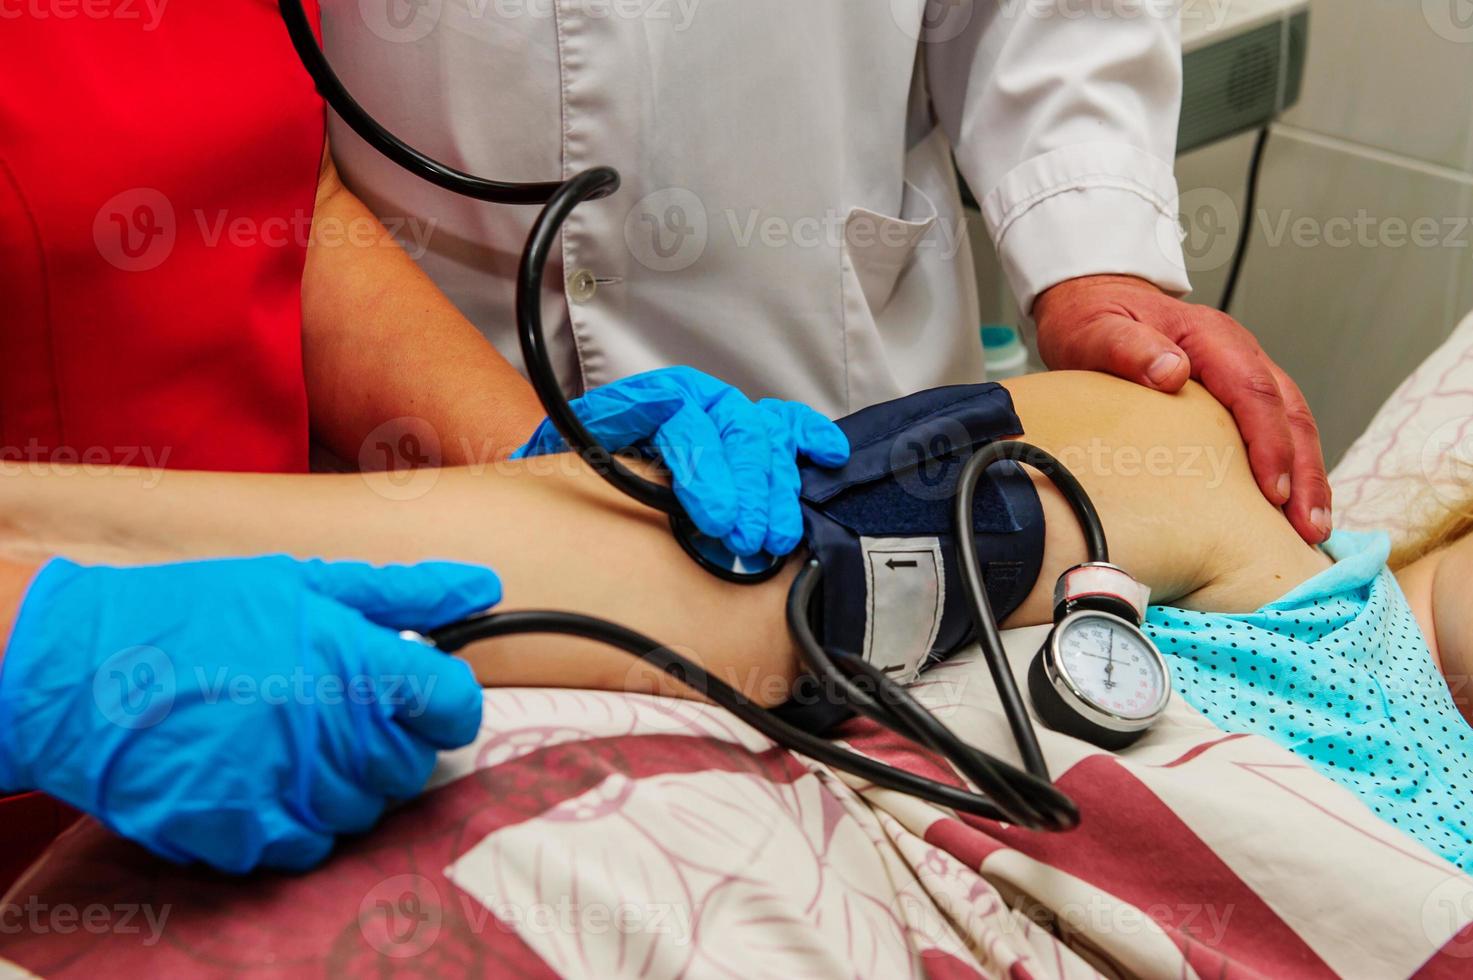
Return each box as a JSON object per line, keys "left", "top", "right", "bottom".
{"left": 1044, "top": 610, "right": 1170, "bottom": 732}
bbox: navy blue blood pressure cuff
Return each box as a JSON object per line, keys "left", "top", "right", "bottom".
{"left": 775, "top": 383, "right": 1045, "bottom": 732}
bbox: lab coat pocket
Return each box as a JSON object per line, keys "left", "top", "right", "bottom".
{"left": 841, "top": 181, "right": 939, "bottom": 315}
{"left": 838, "top": 181, "right": 943, "bottom": 409}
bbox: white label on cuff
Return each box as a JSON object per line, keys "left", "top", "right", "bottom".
{"left": 860, "top": 536, "right": 945, "bottom": 684}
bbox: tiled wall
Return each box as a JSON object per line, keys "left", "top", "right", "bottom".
{"left": 1174, "top": 0, "right": 1473, "bottom": 464}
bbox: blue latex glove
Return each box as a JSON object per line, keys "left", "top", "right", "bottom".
{"left": 0, "top": 556, "right": 499, "bottom": 873}
{"left": 515, "top": 367, "right": 850, "bottom": 556}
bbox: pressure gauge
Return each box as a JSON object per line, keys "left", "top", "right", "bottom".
{"left": 1027, "top": 563, "right": 1171, "bottom": 750}
{"left": 1029, "top": 611, "right": 1170, "bottom": 749}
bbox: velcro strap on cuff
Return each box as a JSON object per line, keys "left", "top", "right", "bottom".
{"left": 1053, "top": 563, "right": 1151, "bottom": 624}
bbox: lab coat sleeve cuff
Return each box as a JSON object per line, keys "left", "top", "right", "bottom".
{"left": 980, "top": 143, "right": 1192, "bottom": 313}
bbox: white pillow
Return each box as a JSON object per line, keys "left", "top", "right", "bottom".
{"left": 1330, "top": 310, "right": 1473, "bottom": 547}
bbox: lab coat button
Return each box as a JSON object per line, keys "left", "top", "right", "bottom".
{"left": 567, "top": 269, "right": 598, "bottom": 303}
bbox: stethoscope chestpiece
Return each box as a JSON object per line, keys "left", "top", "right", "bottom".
{"left": 669, "top": 513, "right": 788, "bottom": 584}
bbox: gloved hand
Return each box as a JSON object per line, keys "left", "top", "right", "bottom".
{"left": 0, "top": 556, "right": 499, "bottom": 873}
{"left": 515, "top": 366, "right": 850, "bottom": 557}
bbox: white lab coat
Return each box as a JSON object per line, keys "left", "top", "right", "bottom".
{"left": 326, "top": 0, "right": 1190, "bottom": 417}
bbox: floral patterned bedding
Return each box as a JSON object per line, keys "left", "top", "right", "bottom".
{"left": 5, "top": 623, "right": 1473, "bottom": 979}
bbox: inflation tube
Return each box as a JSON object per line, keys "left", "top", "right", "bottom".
{"left": 954, "top": 441, "right": 1108, "bottom": 781}
{"left": 426, "top": 606, "right": 1078, "bottom": 828}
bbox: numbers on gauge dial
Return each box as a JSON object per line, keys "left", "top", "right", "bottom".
{"left": 1056, "top": 615, "right": 1166, "bottom": 719}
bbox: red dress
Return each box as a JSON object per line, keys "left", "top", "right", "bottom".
{"left": 0, "top": 0, "right": 324, "bottom": 884}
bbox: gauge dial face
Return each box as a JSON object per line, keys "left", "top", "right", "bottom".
{"left": 1054, "top": 613, "right": 1167, "bottom": 720}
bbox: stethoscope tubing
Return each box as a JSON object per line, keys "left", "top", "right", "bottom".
{"left": 282, "top": 0, "right": 768, "bottom": 575}
{"left": 277, "top": 0, "right": 1089, "bottom": 830}
{"left": 785, "top": 560, "right": 1079, "bottom": 830}
{"left": 279, "top": 0, "right": 572, "bottom": 205}
{"left": 953, "top": 442, "right": 1109, "bottom": 783}
{"left": 512, "top": 168, "right": 685, "bottom": 516}
{"left": 423, "top": 607, "right": 1066, "bottom": 823}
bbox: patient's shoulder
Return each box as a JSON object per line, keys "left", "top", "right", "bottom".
{"left": 1008, "top": 371, "right": 1233, "bottom": 442}
{"left": 1002, "top": 371, "right": 1330, "bottom": 613}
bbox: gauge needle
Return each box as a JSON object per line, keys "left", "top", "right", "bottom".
{"left": 1104, "top": 633, "right": 1117, "bottom": 689}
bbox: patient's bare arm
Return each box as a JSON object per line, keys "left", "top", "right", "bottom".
{"left": 0, "top": 458, "right": 805, "bottom": 705}
{"left": 1393, "top": 534, "right": 1473, "bottom": 721}
{"left": 0, "top": 373, "right": 1330, "bottom": 706}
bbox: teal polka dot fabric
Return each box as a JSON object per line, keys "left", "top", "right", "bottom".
{"left": 1145, "top": 530, "right": 1473, "bottom": 871}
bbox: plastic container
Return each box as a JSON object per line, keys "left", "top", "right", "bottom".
{"left": 981, "top": 324, "right": 1030, "bottom": 379}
